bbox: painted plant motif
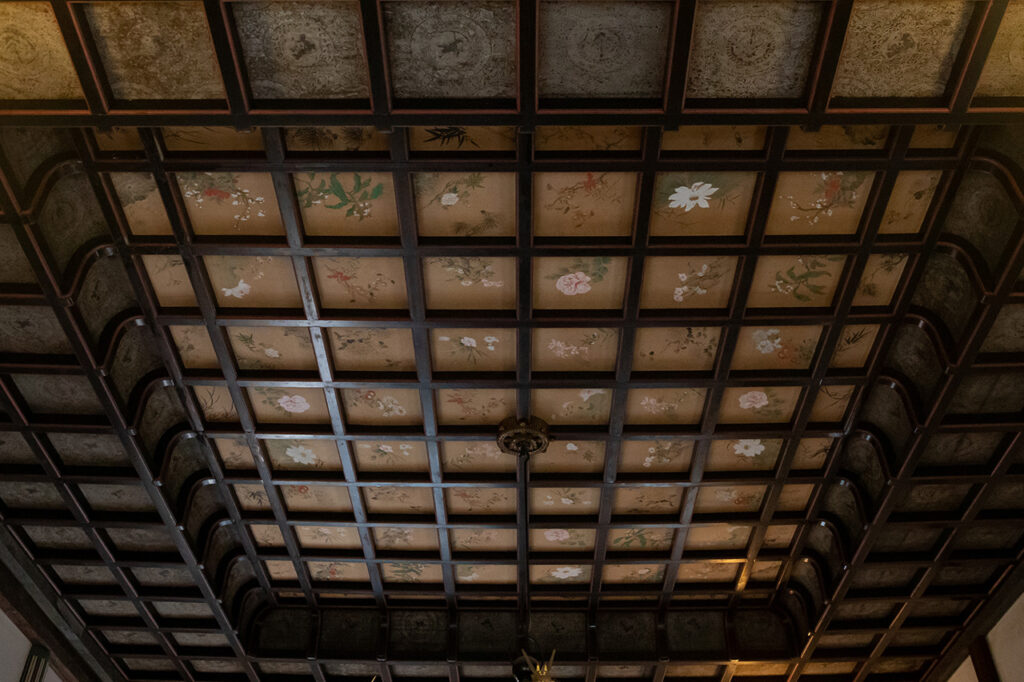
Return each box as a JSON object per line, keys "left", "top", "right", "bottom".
{"left": 433, "top": 257, "right": 506, "bottom": 288}
{"left": 639, "top": 440, "right": 691, "bottom": 469}
{"left": 295, "top": 172, "right": 385, "bottom": 220}
{"left": 444, "top": 442, "right": 505, "bottom": 471}
{"left": 609, "top": 564, "right": 665, "bottom": 584}
{"left": 196, "top": 387, "right": 237, "bottom": 422}
{"left": 832, "top": 325, "right": 875, "bottom": 366}
{"left": 538, "top": 528, "right": 592, "bottom": 548}
{"left": 639, "top": 327, "right": 719, "bottom": 364}
{"left": 672, "top": 259, "right": 729, "bottom": 303}
{"left": 778, "top": 171, "right": 872, "bottom": 227}
{"left": 535, "top": 126, "right": 641, "bottom": 151}
{"left": 422, "top": 126, "right": 479, "bottom": 148}
{"left": 545, "top": 328, "right": 616, "bottom": 361}
{"left": 441, "top": 390, "right": 514, "bottom": 423}
{"left": 548, "top": 257, "right": 612, "bottom": 297}
{"left": 449, "top": 488, "right": 514, "bottom": 514}
{"left": 617, "top": 490, "right": 681, "bottom": 514}
{"left": 415, "top": 172, "right": 502, "bottom": 236}
{"left": 212, "top": 256, "right": 278, "bottom": 303}
{"left": 344, "top": 389, "right": 408, "bottom": 418}
{"left": 552, "top": 388, "right": 611, "bottom": 423}
{"left": 631, "top": 389, "right": 704, "bottom": 424}
{"left": 856, "top": 253, "right": 908, "bottom": 302}
{"left": 538, "top": 488, "right": 595, "bottom": 511}
{"left": 724, "top": 439, "right": 777, "bottom": 468}
{"left": 751, "top": 328, "right": 816, "bottom": 367}
{"left": 359, "top": 441, "right": 417, "bottom": 467}
{"left": 436, "top": 333, "right": 503, "bottom": 365}
{"left": 178, "top": 172, "right": 267, "bottom": 230}
{"left": 768, "top": 255, "right": 846, "bottom": 303}
{"left": 534, "top": 565, "right": 589, "bottom": 583}
{"left": 385, "top": 562, "right": 431, "bottom": 582}
{"left": 540, "top": 172, "right": 626, "bottom": 230}
{"left": 320, "top": 258, "right": 402, "bottom": 305}
{"left": 274, "top": 440, "right": 322, "bottom": 468}
{"left": 736, "top": 389, "right": 787, "bottom": 420}
{"left": 611, "top": 527, "right": 674, "bottom": 550}
{"left": 333, "top": 328, "right": 407, "bottom": 369}
{"left": 232, "top": 327, "right": 311, "bottom": 369}
{"left": 285, "top": 126, "right": 385, "bottom": 152}
{"left": 250, "top": 387, "right": 314, "bottom": 416}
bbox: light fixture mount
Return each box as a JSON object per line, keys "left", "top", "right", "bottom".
{"left": 496, "top": 416, "right": 550, "bottom": 457}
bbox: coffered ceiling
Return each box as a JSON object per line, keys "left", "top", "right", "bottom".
{"left": 1, "top": 2, "right": 1024, "bottom": 682}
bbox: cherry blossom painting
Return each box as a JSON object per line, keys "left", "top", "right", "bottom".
{"left": 341, "top": 388, "right": 423, "bottom": 426}
{"left": 178, "top": 172, "right": 282, "bottom": 235}
{"left": 624, "top": 388, "right": 706, "bottom": 425}
{"left": 532, "top": 327, "right": 619, "bottom": 372}
{"left": 619, "top": 440, "right": 693, "bottom": 472}
{"left": 353, "top": 441, "right": 430, "bottom": 472}
{"left": 422, "top": 256, "right": 516, "bottom": 309}
{"left": 747, "top": 254, "right": 847, "bottom": 308}
{"left": 767, "top": 172, "right": 875, "bottom": 235}
{"left": 640, "top": 256, "right": 737, "bottom": 309}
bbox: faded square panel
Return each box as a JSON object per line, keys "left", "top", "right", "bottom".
{"left": 248, "top": 387, "right": 330, "bottom": 424}
{"left": 250, "top": 523, "right": 285, "bottom": 547}
{"left": 534, "top": 172, "right": 638, "bottom": 237}
{"left": 330, "top": 328, "right": 417, "bottom": 372}
{"left": 233, "top": 1, "right": 369, "bottom": 99}
{"left": 764, "top": 524, "right": 797, "bottom": 548}
{"left": 423, "top": 257, "right": 516, "bottom": 309}
{"left": 264, "top": 439, "right": 342, "bottom": 471}
{"left": 650, "top": 172, "right": 758, "bottom": 237}
{"left": 206, "top": 256, "right": 302, "bottom": 308}
{"left": 706, "top": 439, "right": 782, "bottom": 472}
{"left": 296, "top": 526, "right": 362, "bottom": 549}
{"left": 195, "top": 386, "right": 238, "bottom": 422}
{"left": 13, "top": 375, "right": 103, "bottom": 415}
{"left": 111, "top": 174, "right": 172, "bottom": 235}
{"left": 632, "top": 327, "right": 720, "bottom": 372}
{"left": 83, "top": 1, "right": 225, "bottom": 100}
{"left": 456, "top": 564, "right": 517, "bottom": 584}
{"left": 975, "top": 0, "right": 1024, "bottom": 96}
{"left": 612, "top": 487, "right": 683, "bottom": 514}
{"left": 687, "top": 0, "right": 822, "bottom": 99}
{"left": 676, "top": 561, "right": 738, "bottom": 584}
{"left": 94, "top": 127, "right": 144, "bottom": 151}
{"left": 910, "top": 124, "right": 960, "bottom": 148}
{"left": 603, "top": 563, "right": 665, "bottom": 584}
{"left": 718, "top": 386, "right": 801, "bottom": 424}
{"left": 732, "top": 325, "right": 822, "bottom": 370}
{"left": 436, "top": 388, "right": 516, "bottom": 425}
{"left": 0, "top": 305, "right": 71, "bottom": 355}
{"left": 312, "top": 257, "right": 408, "bottom": 308}
{"left": 364, "top": 486, "right": 434, "bottom": 514}
{"left": 295, "top": 171, "right": 400, "bottom": 236}
{"left": 531, "top": 440, "right": 605, "bottom": 473}
{"left": 530, "top": 564, "right": 591, "bottom": 585}
{"left": 809, "top": 385, "right": 855, "bottom": 422}
{"left": 265, "top": 560, "right": 298, "bottom": 581}
{"left": 830, "top": 324, "right": 879, "bottom": 367}
{"left": 414, "top": 172, "right": 516, "bottom": 237}
{"left": 531, "top": 487, "right": 600, "bottom": 514}
{"left": 832, "top": 0, "right": 974, "bottom": 98}
{"left": 409, "top": 126, "right": 517, "bottom": 151}
{"left": 450, "top": 528, "right": 517, "bottom": 551}
{"left": 694, "top": 485, "right": 766, "bottom": 514}
{"left": 538, "top": 1, "right": 672, "bottom": 98}
{"left": 446, "top": 487, "right": 516, "bottom": 515}
{"left": 777, "top": 484, "right": 814, "bottom": 512}
{"left": 79, "top": 484, "right": 153, "bottom": 512}
{"left": 284, "top": 484, "right": 352, "bottom": 512}
{"left": 984, "top": 306, "right": 1024, "bottom": 352}
{"left": 661, "top": 126, "right": 766, "bottom": 151}
{"left": 608, "top": 527, "right": 674, "bottom": 551}
{"left": 162, "top": 126, "right": 264, "bottom": 151}
{"left": 442, "top": 441, "right": 516, "bottom": 473}
{"left": 308, "top": 561, "right": 370, "bottom": 582}
{"left": 353, "top": 440, "right": 429, "bottom": 472}
{"left": 625, "top": 388, "right": 706, "bottom": 425}
{"left": 177, "top": 169, "right": 280, "bottom": 233}
{"left": 340, "top": 388, "right": 423, "bottom": 425}
{"left": 531, "top": 527, "right": 597, "bottom": 551}
{"left": 640, "top": 257, "right": 738, "bottom": 309}
{"left": 787, "top": 126, "right": 889, "bottom": 150}
{"left": 285, "top": 126, "right": 391, "bottom": 152}
{"left": 234, "top": 484, "right": 271, "bottom": 510}
{"left": 431, "top": 329, "right": 516, "bottom": 371}
{"left": 383, "top": 1, "right": 516, "bottom": 99}
{"left": 0, "top": 3, "right": 81, "bottom": 99}
{"left": 532, "top": 388, "right": 613, "bottom": 425}
{"left": 620, "top": 440, "right": 693, "bottom": 473}
{"left": 533, "top": 257, "right": 629, "bottom": 309}
{"left": 228, "top": 326, "right": 316, "bottom": 371}
{"left": 766, "top": 172, "right": 875, "bottom": 235}
{"left": 535, "top": 126, "right": 644, "bottom": 151}
{"left": 791, "top": 438, "right": 831, "bottom": 470}
{"left": 0, "top": 481, "right": 64, "bottom": 510}
{"left": 142, "top": 255, "right": 197, "bottom": 307}
{"left": 880, "top": 171, "right": 942, "bottom": 234}
{"left": 214, "top": 438, "right": 254, "bottom": 469}
{"left": 532, "top": 328, "right": 619, "bottom": 372}
{"left": 685, "top": 524, "right": 750, "bottom": 550}
{"left": 747, "top": 255, "right": 846, "bottom": 308}
{"left": 375, "top": 527, "right": 440, "bottom": 551}
{"left": 853, "top": 253, "right": 908, "bottom": 306}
